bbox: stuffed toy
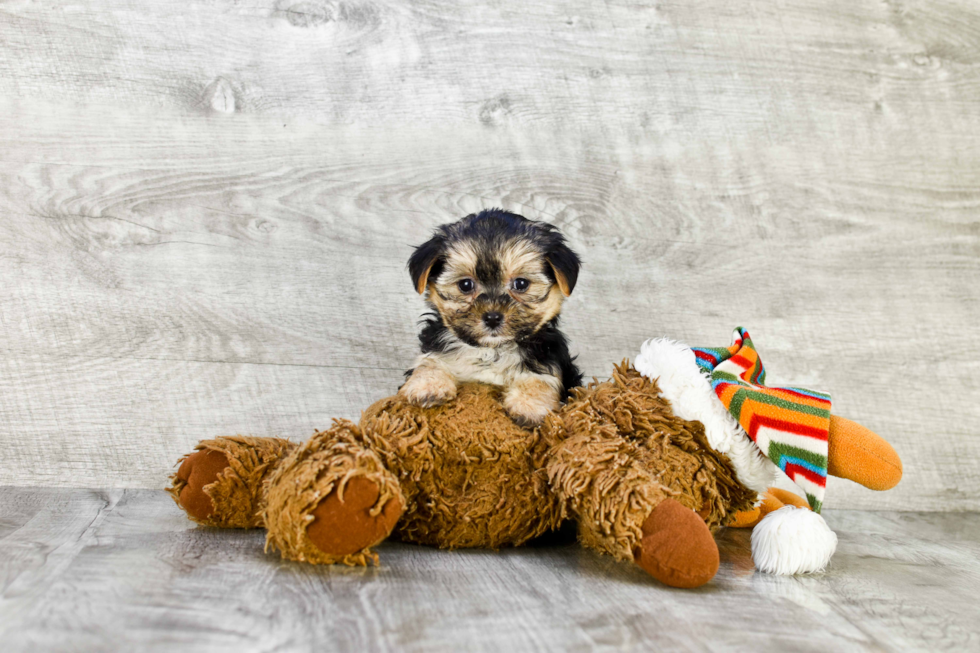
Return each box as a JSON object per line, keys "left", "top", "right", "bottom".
{"left": 632, "top": 328, "right": 902, "bottom": 577}
{"left": 169, "top": 328, "right": 902, "bottom": 588}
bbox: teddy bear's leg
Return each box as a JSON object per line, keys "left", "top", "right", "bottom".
{"left": 633, "top": 498, "right": 720, "bottom": 589}
{"left": 544, "top": 366, "right": 757, "bottom": 589}
{"left": 546, "top": 428, "right": 726, "bottom": 588}
{"left": 168, "top": 436, "right": 296, "bottom": 528}
{"left": 263, "top": 420, "right": 405, "bottom": 565}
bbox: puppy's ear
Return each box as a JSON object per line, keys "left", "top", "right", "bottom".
{"left": 408, "top": 235, "right": 446, "bottom": 295}
{"left": 545, "top": 241, "right": 581, "bottom": 297}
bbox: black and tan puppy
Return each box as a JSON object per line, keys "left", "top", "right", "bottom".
{"left": 401, "top": 210, "right": 583, "bottom": 426}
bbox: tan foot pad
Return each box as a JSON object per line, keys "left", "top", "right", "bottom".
{"left": 175, "top": 449, "right": 231, "bottom": 522}
{"left": 307, "top": 477, "right": 404, "bottom": 557}
{"left": 634, "top": 498, "right": 720, "bottom": 589}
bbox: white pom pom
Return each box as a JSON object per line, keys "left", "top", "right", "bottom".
{"left": 751, "top": 507, "right": 838, "bottom": 575}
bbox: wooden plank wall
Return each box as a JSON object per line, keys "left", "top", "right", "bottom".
{"left": 0, "top": 0, "right": 977, "bottom": 510}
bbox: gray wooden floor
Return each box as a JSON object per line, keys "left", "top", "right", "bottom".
{"left": 1, "top": 488, "right": 978, "bottom": 652}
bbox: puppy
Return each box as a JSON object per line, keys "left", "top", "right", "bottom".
{"left": 400, "top": 209, "right": 583, "bottom": 426}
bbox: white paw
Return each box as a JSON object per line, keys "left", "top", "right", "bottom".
{"left": 399, "top": 366, "right": 457, "bottom": 408}
{"left": 503, "top": 379, "right": 559, "bottom": 427}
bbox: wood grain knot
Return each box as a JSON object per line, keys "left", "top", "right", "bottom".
{"left": 275, "top": 1, "right": 333, "bottom": 27}
{"left": 202, "top": 77, "right": 237, "bottom": 114}
{"left": 273, "top": 1, "right": 381, "bottom": 29}
{"left": 479, "top": 95, "right": 512, "bottom": 127}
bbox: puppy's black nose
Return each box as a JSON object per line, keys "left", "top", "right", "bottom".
{"left": 482, "top": 311, "right": 504, "bottom": 329}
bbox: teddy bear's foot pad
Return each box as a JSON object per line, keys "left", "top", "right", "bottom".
{"left": 633, "top": 498, "right": 720, "bottom": 589}
{"left": 307, "top": 478, "right": 404, "bottom": 557}
{"left": 170, "top": 436, "right": 297, "bottom": 528}
{"left": 174, "top": 449, "right": 231, "bottom": 522}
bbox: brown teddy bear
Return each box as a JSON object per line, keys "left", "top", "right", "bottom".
{"left": 169, "top": 331, "right": 903, "bottom": 588}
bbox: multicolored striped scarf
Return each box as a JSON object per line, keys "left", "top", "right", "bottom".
{"left": 692, "top": 328, "right": 831, "bottom": 512}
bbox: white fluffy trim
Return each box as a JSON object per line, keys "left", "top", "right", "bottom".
{"left": 634, "top": 337, "right": 777, "bottom": 495}
{"left": 751, "top": 507, "right": 838, "bottom": 575}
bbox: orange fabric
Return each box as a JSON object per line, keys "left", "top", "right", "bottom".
{"left": 759, "top": 491, "right": 785, "bottom": 517}
{"left": 768, "top": 488, "right": 810, "bottom": 510}
{"left": 729, "top": 490, "right": 787, "bottom": 528}
{"left": 727, "top": 505, "right": 762, "bottom": 528}
{"left": 827, "top": 415, "right": 903, "bottom": 491}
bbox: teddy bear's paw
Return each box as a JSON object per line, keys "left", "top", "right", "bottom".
{"left": 307, "top": 478, "right": 405, "bottom": 557}
{"left": 173, "top": 449, "right": 231, "bottom": 522}
{"left": 170, "top": 436, "right": 296, "bottom": 528}
{"left": 399, "top": 366, "right": 458, "bottom": 408}
{"left": 633, "top": 498, "right": 720, "bottom": 589}
{"left": 503, "top": 377, "right": 559, "bottom": 427}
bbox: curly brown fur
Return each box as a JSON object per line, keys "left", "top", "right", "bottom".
{"left": 261, "top": 421, "right": 404, "bottom": 566}
{"left": 360, "top": 383, "right": 564, "bottom": 549}
{"left": 169, "top": 369, "right": 756, "bottom": 573}
{"left": 543, "top": 362, "right": 758, "bottom": 562}
{"left": 401, "top": 210, "right": 582, "bottom": 425}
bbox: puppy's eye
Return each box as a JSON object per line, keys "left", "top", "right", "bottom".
{"left": 457, "top": 278, "right": 475, "bottom": 293}
{"left": 512, "top": 278, "right": 530, "bottom": 292}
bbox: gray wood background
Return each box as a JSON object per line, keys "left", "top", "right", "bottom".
{"left": 0, "top": 0, "right": 977, "bottom": 510}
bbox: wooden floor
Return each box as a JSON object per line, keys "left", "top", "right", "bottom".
{"left": 1, "top": 488, "right": 978, "bottom": 652}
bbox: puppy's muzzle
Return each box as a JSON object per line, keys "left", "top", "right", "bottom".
{"left": 482, "top": 311, "right": 504, "bottom": 330}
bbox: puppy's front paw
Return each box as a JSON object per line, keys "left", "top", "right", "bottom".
{"left": 503, "top": 377, "right": 560, "bottom": 427}
{"left": 399, "top": 365, "right": 457, "bottom": 408}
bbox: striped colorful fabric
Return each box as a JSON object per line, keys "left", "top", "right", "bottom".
{"left": 692, "top": 328, "right": 831, "bottom": 512}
